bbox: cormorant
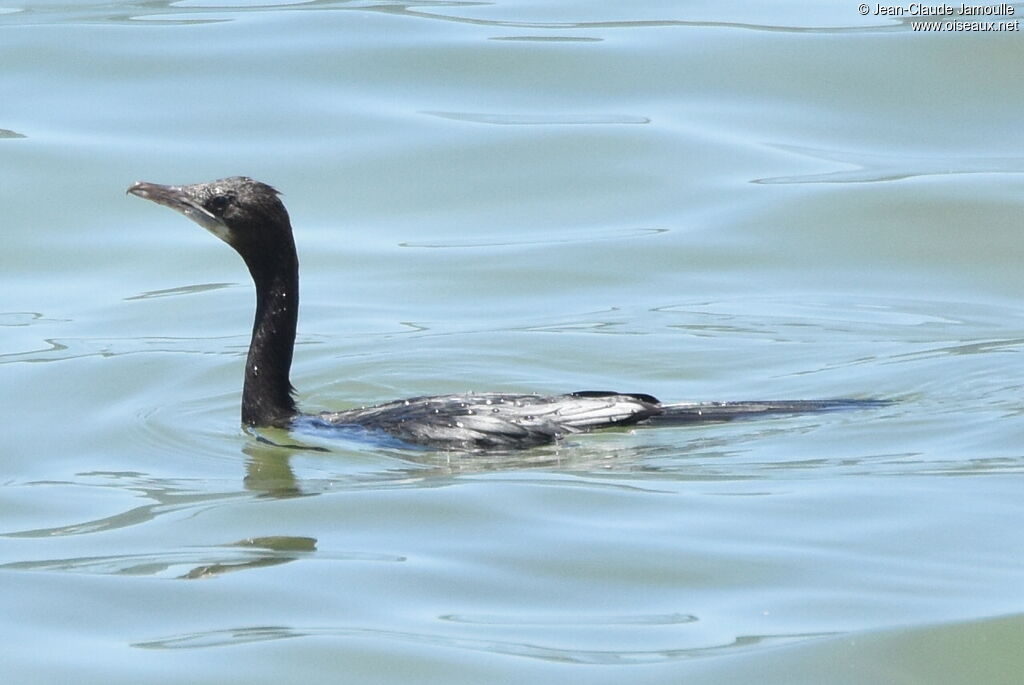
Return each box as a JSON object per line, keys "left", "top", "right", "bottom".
{"left": 128, "top": 176, "right": 883, "bottom": 450}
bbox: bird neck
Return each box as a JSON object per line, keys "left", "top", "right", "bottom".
{"left": 241, "top": 250, "right": 299, "bottom": 427}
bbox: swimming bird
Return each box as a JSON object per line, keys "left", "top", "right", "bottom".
{"left": 128, "top": 176, "right": 883, "bottom": 450}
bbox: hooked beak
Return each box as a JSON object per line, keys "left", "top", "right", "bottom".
{"left": 128, "top": 181, "right": 231, "bottom": 243}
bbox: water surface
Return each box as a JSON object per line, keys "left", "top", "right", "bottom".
{"left": 2, "top": 1, "right": 1023, "bottom": 683}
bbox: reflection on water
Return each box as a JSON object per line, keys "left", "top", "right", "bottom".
{"left": 0, "top": 535, "right": 323, "bottom": 580}
{"left": 133, "top": 622, "right": 836, "bottom": 664}
{"left": 124, "top": 282, "right": 236, "bottom": 301}
{"left": 180, "top": 536, "right": 318, "bottom": 579}
{"left": 244, "top": 441, "right": 306, "bottom": 498}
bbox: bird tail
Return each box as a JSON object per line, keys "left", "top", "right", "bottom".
{"left": 648, "top": 398, "right": 889, "bottom": 425}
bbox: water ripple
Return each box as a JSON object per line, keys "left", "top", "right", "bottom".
{"left": 0, "top": 334, "right": 245, "bottom": 365}
{"left": 0, "top": 536, "right": 325, "bottom": 579}
{"left": 0, "top": 535, "right": 407, "bottom": 579}
{"left": 490, "top": 35, "right": 602, "bottom": 42}
{"left": 133, "top": 624, "right": 836, "bottom": 663}
{"left": 0, "top": 473, "right": 250, "bottom": 538}
{"left": 755, "top": 144, "right": 1024, "bottom": 184}
{"left": 0, "top": 0, "right": 906, "bottom": 35}
{"left": 439, "top": 611, "right": 697, "bottom": 626}
{"left": 399, "top": 227, "right": 666, "bottom": 249}
{"left": 0, "top": 311, "right": 67, "bottom": 327}
{"left": 422, "top": 111, "right": 649, "bottom": 125}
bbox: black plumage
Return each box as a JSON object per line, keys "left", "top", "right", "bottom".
{"left": 129, "top": 176, "right": 883, "bottom": 450}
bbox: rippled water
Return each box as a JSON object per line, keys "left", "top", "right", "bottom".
{"left": 2, "top": 1, "right": 1024, "bottom": 683}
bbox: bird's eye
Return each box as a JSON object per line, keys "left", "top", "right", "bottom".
{"left": 208, "top": 194, "right": 232, "bottom": 215}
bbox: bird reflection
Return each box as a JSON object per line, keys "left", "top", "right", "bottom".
{"left": 179, "top": 536, "right": 317, "bottom": 580}
{"left": 243, "top": 438, "right": 308, "bottom": 499}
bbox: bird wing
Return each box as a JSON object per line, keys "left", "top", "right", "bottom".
{"left": 316, "top": 391, "right": 663, "bottom": 449}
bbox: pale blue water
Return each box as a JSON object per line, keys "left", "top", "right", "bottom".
{"left": 2, "top": 2, "right": 1024, "bottom": 683}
